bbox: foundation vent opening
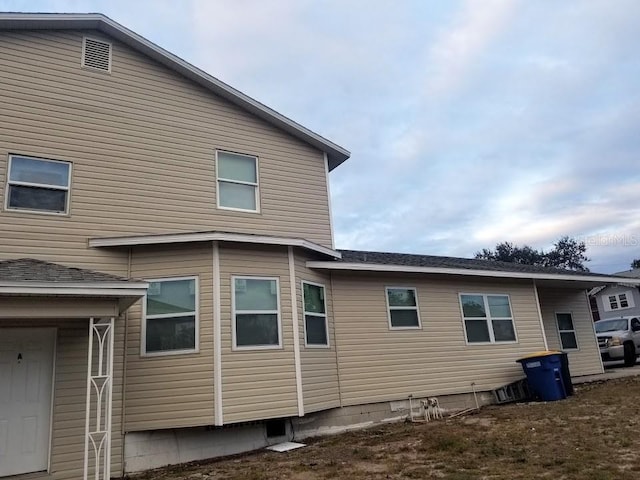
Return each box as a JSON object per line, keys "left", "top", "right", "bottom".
{"left": 82, "top": 37, "right": 112, "bottom": 73}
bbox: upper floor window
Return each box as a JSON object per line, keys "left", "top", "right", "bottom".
{"left": 302, "top": 281, "right": 329, "bottom": 347}
{"left": 233, "top": 277, "right": 281, "bottom": 349}
{"left": 460, "top": 293, "right": 517, "bottom": 344}
{"left": 143, "top": 277, "right": 198, "bottom": 355}
{"left": 556, "top": 312, "right": 578, "bottom": 350}
{"left": 386, "top": 287, "right": 421, "bottom": 329}
{"left": 605, "top": 291, "right": 634, "bottom": 311}
{"left": 5, "top": 155, "right": 71, "bottom": 214}
{"left": 216, "top": 151, "right": 259, "bottom": 212}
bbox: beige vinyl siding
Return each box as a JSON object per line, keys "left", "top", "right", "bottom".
{"left": 0, "top": 29, "right": 333, "bottom": 277}
{"left": 125, "top": 244, "right": 215, "bottom": 431}
{"left": 537, "top": 287, "right": 603, "bottom": 377}
{"left": 0, "top": 320, "right": 125, "bottom": 479}
{"left": 295, "top": 252, "right": 341, "bottom": 413}
{"left": 219, "top": 244, "right": 298, "bottom": 423}
{"left": 331, "top": 273, "right": 547, "bottom": 405}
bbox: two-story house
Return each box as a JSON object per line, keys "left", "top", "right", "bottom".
{"left": 1, "top": 13, "right": 638, "bottom": 480}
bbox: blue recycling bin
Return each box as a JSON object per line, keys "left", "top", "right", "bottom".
{"left": 517, "top": 351, "right": 567, "bottom": 401}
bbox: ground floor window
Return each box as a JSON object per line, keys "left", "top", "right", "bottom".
{"left": 143, "top": 276, "right": 198, "bottom": 355}
{"left": 233, "top": 276, "right": 281, "bottom": 349}
{"left": 459, "top": 293, "right": 517, "bottom": 343}
{"left": 556, "top": 312, "right": 578, "bottom": 350}
{"left": 302, "top": 281, "right": 329, "bottom": 346}
{"left": 386, "top": 287, "right": 421, "bottom": 329}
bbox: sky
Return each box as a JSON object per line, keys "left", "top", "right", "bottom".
{"left": 3, "top": 0, "right": 640, "bottom": 273}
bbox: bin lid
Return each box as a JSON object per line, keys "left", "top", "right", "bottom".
{"left": 516, "top": 350, "right": 562, "bottom": 362}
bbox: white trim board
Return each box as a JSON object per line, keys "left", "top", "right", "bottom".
{"left": 305, "top": 261, "right": 640, "bottom": 285}
{"left": 288, "top": 247, "right": 304, "bottom": 416}
{"left": 0, "top": 285, "right": 147, "bottom": 296}
{"left": 89, "top": 231, "right": 341, "bottom": 258}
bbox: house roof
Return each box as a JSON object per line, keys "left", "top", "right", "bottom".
{"left": 88, "top": 230, "right": 341, "bottom": 258}
{"left": 337, "top": 250, "right": 612, "bottom": 277}
{"left": 0, "top": 12, "right": 350, "bottom": 171}
{"left": 0, "top": 258, "right": 148, "bottom": 312}
{"left": 613, "top": 268, "right": 640, "bottom": 278}
{"left": 0, "top": 258, "right": 135, "bottom": 283}
{"left": 306, "top": 249, "right": 640, "bottom": 287}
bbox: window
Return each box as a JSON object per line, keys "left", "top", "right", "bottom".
{"left": 302, "top": 282, "right": 328, "bottom": 347}
{"left": 605, "top": 291, "right": 635, "bottom": 311}
{"left": 460, "top": 294, "right": 516, "bottom": 344}
{"left": 216, "top": 151, "right": 259, "bottom": 212}
{"left": 556, "top": 312, "right": 578, "bottom": 350}
{"left": 143, "top": 277, "right": 198, "bottom": 355}
{"left": 386, "top": 287, "right": 421, "bottom": 329}
{"left": 233, "top": 277, "right": 281, "bottom": 349}
{"left": 5, "top": 155, "right": 71, "bottom": 214}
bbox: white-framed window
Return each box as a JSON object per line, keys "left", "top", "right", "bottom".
{"left": 459, "top": 293, "right": 517, "bottom": 344}
{"left": 5, "top": 154, "right": 72, "bottom": 214}
{"left": 386, "top": 287, "right": 421, "bottom": 329}
{"left": 142, "top": 276, "right": 198, "bottom": 356}
{"left": 216, "top": 150, "right": 259, "bottom": 212}
{"left": 605, "top": 291, "right": 635, "bottom": 312}
{"left": 232, "top": 276, "right": 281, "bottom": 349}
{"left": 556, "top": 312, "right": 578, "bottom": 350}
{"left": 302, "top": 281, "right": 329, "bottom": 347}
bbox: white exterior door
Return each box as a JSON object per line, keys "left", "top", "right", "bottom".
{"left": 0, "top": 328, "right": 55, "bottom": 477}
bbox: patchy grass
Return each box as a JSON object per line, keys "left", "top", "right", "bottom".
{"left": 126, "top": 377, "right": 640, "bottom": 480}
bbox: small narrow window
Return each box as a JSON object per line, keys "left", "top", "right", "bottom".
{"left": 619, "top": 293, "right": 629, "bottom": 308}
{"left": 233, "top": 277, "right": 281, "bottom": 349}
{"left": 143, "top": 277, "right": 198, "bottom": 355}
{"left": 216, "top": 151, "right": 259, "bottom": 212}
{"left": 5, "top": 155, "right": 71, "bottom": 214}
{"left": 302, "top": 282, "right": 328, "bottom": 347}
{"left": 386, "top": 287, "right": 421, "bottom": 329}
{"left": 556, "top": 312, "right": 578, "bottom": 350}
{"left": 460, "top": 294, "right": 517, "bottom": 344}
{"left": 609, "top": 295, "right": 619, "bottom": 310}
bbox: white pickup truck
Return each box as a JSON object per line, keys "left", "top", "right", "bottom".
{"left": 595, "top": 316, "right": 640, "bottom": 367}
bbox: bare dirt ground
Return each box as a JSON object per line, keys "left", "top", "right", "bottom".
{"left": 127, "top": 377, "right": 640, "bottom": 480}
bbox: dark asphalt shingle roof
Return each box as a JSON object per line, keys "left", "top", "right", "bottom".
{"left": 613, "top": 268, "right": 640, "bottom": 279}
{"left": 337, "top": 249, "right": 620, "bottom": 279}
{"left": 0, "top": 258, "right": 134, "bottom": 283}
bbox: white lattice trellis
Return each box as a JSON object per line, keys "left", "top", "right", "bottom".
{"left": 84, "top": 317, "right": 114, "bottom": 480}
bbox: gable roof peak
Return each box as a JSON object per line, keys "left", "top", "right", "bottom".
{"left": 0, "top": 12, "right": 350, "bottom": 170}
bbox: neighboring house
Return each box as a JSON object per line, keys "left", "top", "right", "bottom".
{"left": 1, "top": 12, "right": 638, "bottom": 480}
{"left": 592, "top": 269, "right": 640, "bottom": 319}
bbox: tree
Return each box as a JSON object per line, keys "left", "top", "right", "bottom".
{"left": 475, "top": 236, "right": 590, "bottom": 272}
{"left": 631, "top": 259, "right": 640, "bottom": 269}
{"left": 544, "top": 236, "right": 589, "bottom": 271}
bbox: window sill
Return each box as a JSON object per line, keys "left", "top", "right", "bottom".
{"left": 141, "top": 348, "right": 199, "bottom": 358}
{"left": 232, "top": 344, "right": 283, "bottom": 351}
{"left": 4, "top": 207, "right": 70, "bottom": 217}
{"left": 217, "top": 205, "right": 260, "bottom": 214}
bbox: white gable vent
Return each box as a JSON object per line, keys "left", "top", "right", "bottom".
{"left": 82, "top": 37, "right": 112, "bottom": 73}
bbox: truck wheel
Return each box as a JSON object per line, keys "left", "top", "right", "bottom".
{"left": 624, "top": 342, "right": 636, "bottom": 367}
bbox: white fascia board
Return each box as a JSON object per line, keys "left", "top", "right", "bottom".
{"left": 0, "top": 13, "right": 350, "bottom": 170}
{"left": 0, "top": 283, "right": 148, "bottom": 296}
{"left": 305, "top": 261, "right": 640, "bottom": 285}
{"left": 89, "top": 232, "right": 341, "bottom": 258}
